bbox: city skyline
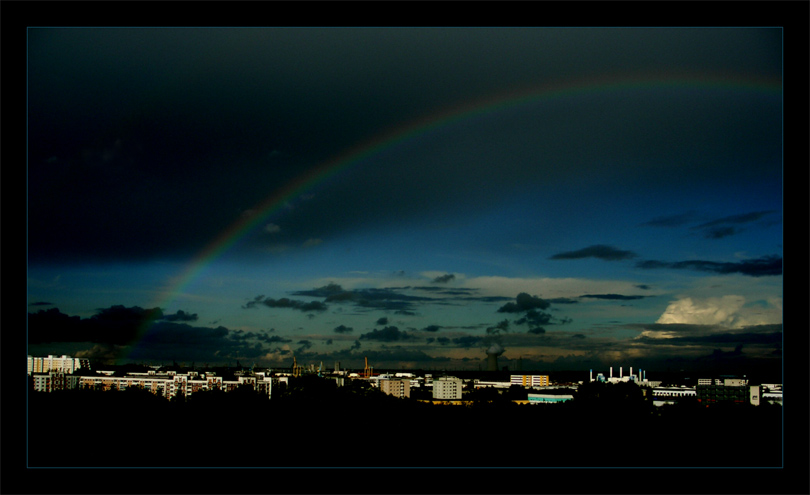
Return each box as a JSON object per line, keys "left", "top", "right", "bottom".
{"left": 27, "top": 27, "right": 783, "bottom": 374}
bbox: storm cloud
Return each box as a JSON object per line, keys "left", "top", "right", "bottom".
{"left": 26, "top": 305, "right": 192, "bottom": 346}
{"left": 28, "top": 306, "right": 284, "bottom": 365}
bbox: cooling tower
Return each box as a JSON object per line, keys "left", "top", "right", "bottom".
{"left": 486, "top": 343, "right": 504, "bottom": 371}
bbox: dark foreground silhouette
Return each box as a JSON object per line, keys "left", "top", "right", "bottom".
{"left": 27, "top": 378, "right": 782, "bottom": 468}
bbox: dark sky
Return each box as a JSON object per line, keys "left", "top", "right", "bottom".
{"left": 26, "top": 26, "right": 785, "bottom": 376}
{"left": 26, "top": 27, "right": 782, "bottom": 263}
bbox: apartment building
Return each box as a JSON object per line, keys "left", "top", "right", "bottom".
{"left": 31, "top": 371, "right": 82, "bottom": 393}
{"left": 696, "top": 378, "right": 752, "bottom": 405}
{"left": 28, "top": 355, "right": 90, "bottom": 375}
{"left": 380, "top": 379, "right": 410, "bottom": 399}
{"left": 75, "top": 371, "right": 272, "bottom": 399}
{"left": 432, "top": 376, "right": 463, "bottom": 400}
{"left": 510, "top": 374, "right": 550, "bottom": 387}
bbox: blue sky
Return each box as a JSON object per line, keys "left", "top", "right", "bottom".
{"left": 27, "top": 27, "right": 783, "bottom": 376}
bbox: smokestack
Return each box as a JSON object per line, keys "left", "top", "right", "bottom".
{"left": 610, "top": 367, "right": 613, "bottom": 378}
{"left": 620, "top": 367, "right": 623, "bottom": 378}
{"left": 590, "top": 369, "right": 593, "bottom": 382}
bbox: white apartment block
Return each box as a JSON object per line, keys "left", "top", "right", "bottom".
{"left": 510, "top": 375, "right": 550, "bottom": 387}
{"left": 698, "top": 378, "right": 749, "bottom": 386}
{"left": 31, "top": 371, "right": 82, "bottom": 393}
{"left": 652, "top": 386, "right": 696, "bottom": 397}
{"left": 28, "top": 355, "right": 90, "bottom": 375}
{"left": 32, "top": 370, "right": 274, "bottom": 399}
{"left": 380, "top": 379, "right": 410, "bottom": 399}
{"left": 432, "top": 376, "right": 463, "bottom": 400}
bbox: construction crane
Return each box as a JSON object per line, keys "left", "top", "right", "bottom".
{"left": 292, "top": 356, "right": 303, "bottom": 377}
{"left": 363, "top": 356, "right": 373, "bottom": 379}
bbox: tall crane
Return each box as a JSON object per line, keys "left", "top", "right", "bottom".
{"left": 292, "top": 356, "right": 302, "bottom": 377}
{"left": 363, "top": 356, "right": 372, "bottom": 379}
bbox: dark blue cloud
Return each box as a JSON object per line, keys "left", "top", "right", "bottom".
{"left": 359, "top": 326, "right": 412, "bottom": 342}
{"left": 497, "top": 293, "right": 551, "bottom": 313}
{"left": 642, "top": 211, "right": 700, "bottom": 227}
{"left": 690, "top": 210, "right": 779, "bottom": 239}
{"left": 549, "top": 245, "right": 638, "bottom": 261}
{"left": 243, "top": 296, "right": 327, "bottom": 312}
{"left": 333, "top": 325, "right": 354, "bottom": 334}
{"left": 451, "top": 336, "right": 484, "bottom": 348}
{"left": 293, "top": 284, "right": 434, "bottom": 312}
{"left": 432, "top": 273, "right": 455, "bottom": 284}
{"left": 161, "top": 310, "right": 199, "bottom": 322}
{"left": 578, "top": 294, "right": 648, "bottom": 301}
{"left": 636, "top": 255, "right": 782, "bottom": 277}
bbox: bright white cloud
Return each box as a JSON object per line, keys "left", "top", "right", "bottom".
{"left": 655, "top": 295, "right": 781, "bottom": 328}
{"left": 656, "top": 295, "right": 745, "bottom": 326}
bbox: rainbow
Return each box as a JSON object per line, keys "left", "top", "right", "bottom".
{"left": 124, "top": 72, "right": 781, "bottom": 362}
